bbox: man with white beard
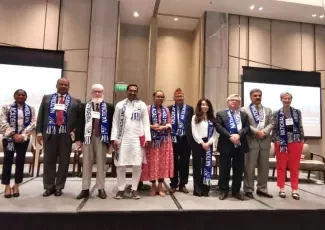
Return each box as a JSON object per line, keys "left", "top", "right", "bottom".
{"left": 76, "top": 84, "right": 114, "bottom": 199}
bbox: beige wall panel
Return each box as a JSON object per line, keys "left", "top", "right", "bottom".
{"left": 64, "top": 50, "right": 89, "bottom": 72}
{"left": 228, "top": 83, "right": 241, "bottom": 96}
{"left": 205, "top": 12, "right": 228, "bottom": 69}
{"left": 87, "top": 57, "right": 115, "bottom": 102}
{"left": 0, "top": 0, "right": 46, "bottom": 48}
{"left": 239, "top": 16, "right": 249, "bottom": 59}
{"left": 228, "top": 57, "right": 239, "bottom": 82}
{"left": 301, "top": 23, "right": 315, "bottom": 71}
{"left": 249, "top": 18, "right": 271, "bottom": 65}
{"left": 63, "top": 71, "right": 87, "bottom": 101}
{"left": 315, "top": 25, "right": 325, "bottom": 70}
{"left": 147, "top": 17, "right": 158, "bottom": 103}
{"left": 44, "top": 0, "right": 60, "bottom": 50}
{"left": 191, "top": 23, "right": 201, "bottom": 104}
{"left": 89, "top": 0, "right": 118, "bottom": 58}
{"left": 58, "top": 0, "right": 91, "bottom": 50}
{"left": 248, "top": 61, "right": 271, "bottom": 68}
{"left": 228, "top": 15, "right": 239, "bottom": 58}
{"left": 205, "top": 67, "right": 228, "bottom": 111}
{"left": 117, "top": 24, "right": 149, "bottom": 102}
{"left": 156, "top": 28, "right": 194, "bottom": 106}
{"left": 271, "top": 20, "right": 301, "bottom": 70}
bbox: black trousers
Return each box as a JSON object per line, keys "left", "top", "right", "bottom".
{"left": 192, "top": 138, "right": 210, "bottom": 195}
{"left": 219, "top": 147, "right": 245, "bottom": 194}
{"left": 43, "top": 130, "right": 72, "bottom": 190}
{"left": 170, "top": 136, "right": 191, "bottom": 188}
{"left": 1, "top": 139, "right": 29, "bottom": 185}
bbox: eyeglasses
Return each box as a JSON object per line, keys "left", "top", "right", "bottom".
{"left": 92, "top": 90, "right": 103, "bottom": 94}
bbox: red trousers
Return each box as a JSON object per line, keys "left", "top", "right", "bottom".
{"left": 275, "top": 142, "right": 303, "bottom": 190}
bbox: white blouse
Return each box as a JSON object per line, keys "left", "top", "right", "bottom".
{"left": 191, "top": 115, "right": 217, "bottom": 145}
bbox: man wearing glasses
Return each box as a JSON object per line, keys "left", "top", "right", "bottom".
{"left": 215, "top": 94, "right": 250, "bottom": 200}
{"left": 168, "top": 88, "right": 194, "bottom": 194}
{"left": 76, "top": 84, "right": 115, "bottom": 199}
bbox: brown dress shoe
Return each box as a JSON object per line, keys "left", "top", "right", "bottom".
{"left": 169, "top": 187, "right": 177, "bottom": 193}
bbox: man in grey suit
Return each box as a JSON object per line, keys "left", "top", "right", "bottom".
{"left": 241, "top": 88, "right": 274, "bottom": 198}
{"left": 36, "top": 78, "right": 81, "bottom": 197}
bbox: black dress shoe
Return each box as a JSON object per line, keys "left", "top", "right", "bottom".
{"left": 179, "top": 186, "right": 189, "bottom": 193}
{"left": 54, "top": 189, "right": 63, "bottom": 196}
{"left": 76, "top": 190, "right": 89, "bottom": 200}
{"left": 245, "top": 192, "right": 254, "bottom": 199}
{"left": 97, "top": 189, "right": 107, "bottom": 199}
{"left": 233, "top": 193, "right": 245, "bottom": 200}
{"left": 256, "top": 190, "right": 273, "bottom": 198}
{"left": 43, "top": 189, "right": 55, "bottom": 197}
{"left": 193, "top": 191, "right": 202, "bottom": 197}
{"left": 219, "top": 192, "right": 228, "bottom": 200}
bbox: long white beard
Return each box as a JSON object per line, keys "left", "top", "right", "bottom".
{"left": 92, "top": 98, "right": 103, "bottom": 104}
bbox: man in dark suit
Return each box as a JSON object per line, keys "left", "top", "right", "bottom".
{"left": 168, "top": 88, "right": 194, "bottom": 193}
{"left": 216, "top": 94, "right": 250, "bottom": 200}
{"left": 36, "top": 78, "right": 81, "bottom": 197}
{"left": 76, "top": 84, "right": 114, "bottom": 200}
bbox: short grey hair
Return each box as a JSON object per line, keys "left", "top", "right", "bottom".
{"left": 227, "top": 94, "right": 241, "bottom": 102}
{"left": 92, "top": 84, "right": 104, "bottom": 91}
{"left": 280, "top": 92, "right": 293, "bottom": 100}
{"left": 249, "top": 88, "right": 262, "bottom": 96}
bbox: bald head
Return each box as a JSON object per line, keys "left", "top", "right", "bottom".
{"left": 56, "top": 78, "right": 69, "bottom": 94}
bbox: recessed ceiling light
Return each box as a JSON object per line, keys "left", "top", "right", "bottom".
{"left": 133, "top": 12, "right": 139, "bottom": 17}
{"left": 259, "top": 7, "right": 263, "bottom": 11}
{"left": 174, "top": 18, "right": 178, "bottom": 21}
{"left": 312, "top": 14, "right": 317, "bottom": 17}
{"left": 250, "top": 5, "right": 255, "bottom": 10}
{"left": 320, "top": 15, "right": 324, "bottom": 18}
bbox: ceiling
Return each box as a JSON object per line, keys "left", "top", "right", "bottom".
{"left": 120, "top": 0, "right": 325, "bottom": 29}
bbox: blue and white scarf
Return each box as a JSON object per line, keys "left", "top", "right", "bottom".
{"left": 226, "top": 109, "right": 241, "bottom": 147}
{"left": 115, "top": 99, "right": 142, "bottom": 161}
{"left": 46, "top": 93, "right": 71, "bottom": 134}
{"left": 150, "top": 104, "right": 168, "bottom": 148}
{"left": 171, "top": 104, "right": 187, "bottom": 143}
{"left": 7, "top": 103, "right": 32, "bottom": 151}
{"left": 249, "top": 103, "right": 265, "bottom": 130}
{"left": 203, "top": 120, "right": 215, "bottom": 186}
{"left": 278, "top": 107, "right": 300, "bottom": 153}
{"left": 84, "top": 101, "right": 110, "bottom": 145}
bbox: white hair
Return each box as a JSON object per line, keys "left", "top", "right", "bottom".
{"left": 226, "top": 94, "right": 241, "bottom": 102}
{"left": 92, "top": 84, "right": 104, "bottom": 90}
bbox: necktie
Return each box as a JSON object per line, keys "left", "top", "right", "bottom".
{"left": 56, "top": 95, "right": 64, "bottom": 126}
{"left": 94, "top": 103, "right": 100, "bottom": 137}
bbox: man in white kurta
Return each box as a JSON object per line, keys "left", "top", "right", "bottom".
{"left": 111, "top": 84, "right": 151, "bottom": 199}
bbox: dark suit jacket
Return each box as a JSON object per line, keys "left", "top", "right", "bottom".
{"left": 36, "top": 94, "right": 82, "bottom": 142}
{"left": 79, "top": 101, "right": 115, "bottom": 143}
{"left": 215, "top": 110, "right": 250, "bottom": 154}
{"left": 167, "top": 104, "right": 194, "bottom": 144}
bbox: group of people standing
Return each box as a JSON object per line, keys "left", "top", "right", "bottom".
{"left": 0, "top": 78, "right": 305, "bottom": 202}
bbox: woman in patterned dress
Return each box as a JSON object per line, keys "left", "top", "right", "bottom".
{"left": 141, "top": 90, "right": 174, "bottom": 197}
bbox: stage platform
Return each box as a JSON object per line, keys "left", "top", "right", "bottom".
{"left": 0, "top": 175, "right": 324, "bottom": 230}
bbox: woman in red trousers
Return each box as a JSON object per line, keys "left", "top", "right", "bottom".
{"left": 271, "top": 92, "right": 304, "bottom": 200}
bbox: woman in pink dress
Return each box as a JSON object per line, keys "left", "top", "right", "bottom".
{"left": 141, "top": 90, "right": 174, "bottom": 197}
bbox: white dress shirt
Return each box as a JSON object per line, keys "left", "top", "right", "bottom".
{"left": 191, "top": 115, "right": 217, "bottom": 145}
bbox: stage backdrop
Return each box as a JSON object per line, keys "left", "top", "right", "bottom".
{"left": 0, "top": 45, "right": 64, "bottom": 118}
{"left": 242, "top": 66, "right": 322, "bottom": 138}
